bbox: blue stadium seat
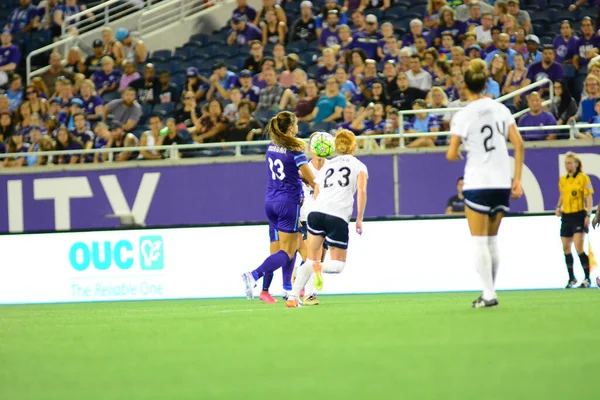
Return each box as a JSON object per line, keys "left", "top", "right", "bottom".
{"left": 540, "top": 36, "right": 553, "bottom": 45}
{"left": 150, "top": 49, "right": 172, "bottom": 61}
{"left": 552, "top": 9, "right": 577, "bottom": 23}
{"left": 172, "top": 73, "right": 185, "bottom": 88}
{"left": 153, "top": 102, "right": 175, "bottom": 116}
{"left": 406, "top": 5, "right": 426, "bottom": 17}
{"left": 548, "top": 0, "right": 569, "bottom": 8}
{"left": 227, "top": 55, "right": 247, "bottom": 71}
{"left": 173, "top": 48, "right": 189, "bottom": 60}
{"left": 286, "top": 42, "right": 308, "bottom": 54}
{"left": 396, "top": 0, "right": 413, "bottom": 7}
{"left": 189, "top": 33, "right": 209, "bottom": 44}
{"left": 299, "top": 51, "right": 317, "bottom": 66}
{"left": 385, "top": 6, "right": 408, "bottom": 19}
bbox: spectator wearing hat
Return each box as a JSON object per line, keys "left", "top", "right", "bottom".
{"left": 130, "top": 63, "right": 160, "bottom": 105}
{"left": 0, "top": 30, "right": 20, "bottom": 88}
{"left": 232, "top": 0, "right": 258, "bottom": 25}
{"left": 290, "top": 1, "right": 317, "bottom": 42}
{"left": 319, "top": 10, "right": 342, "bottom": 50}
{"left": 157, "top": 70, "right": 179, "bottom": 106}
{"left": 467, "top": 44, "right": 483, "bottom": 60}
{"left": 93, "top": 56, "right": 121, "bottom": 101}
{"left": 456, "top": 0, "right": 492, "bottom": 22}
{"left": 115, "top": 28, "right": 147, "bottom": 67}
{"left": 485, "top": 33, "right": 517, "bottom": 68}
{"left": 353, "top": 14, "right": 382, "bottom": 60}
{"left": 4, "top": 0, "right": 39, "bottom": 34}
{"left": 473, "top": 12, "right": 493, "bottom": 49}
{"left": 527, "top": 45, "right": 565, "bottom": 98}
{"left": 184, "top": 67, "right": 210, "bottom": 102}
{"left": 238, "top": 69, "right": 260, "bottom": 106}
{"left": 84, "top": 40, "right": 108, "bottom": 78}
{"left": 208, "top": 62, "right": 240, "bottom": 101}
{"left": 48, "top": 97, "right": 63, "bottom": 120}
{"left": 6, "top": 74, "right": 23, "bottom": 112}
{"left": 518, "top": 91, "right": 558, "bottom": 141}
{"left": 506, "top": 0, "right": 531, "bottom": 34}
{"left": 104, "top": 120, "right": 139, "bottom": 162}
{"left": 242, "top": 40, "right": 264, "bottom": 74}
{"left": 79, "top": 79, "right": 104, "bottom": 122}
{"left": 227, "top": 15, "right": 263, "bottom": 47}
{"left": 524, "top": 34, "right": 542, "bottom": 66}
{"left": 553, "top": 21, "right": 580, "bottom": 68}
{"left": 119, "top": 60, "right": 141, "bottom": 92}
{"left": 104, "top": 87, "right": 142, "bottom": 133}
{"left": 41, "top": 52, "right": 75, "bottom": 96}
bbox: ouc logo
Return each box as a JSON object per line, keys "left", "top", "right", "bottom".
{"left": 69, "top": 236, "right": 164, "bottom": 271}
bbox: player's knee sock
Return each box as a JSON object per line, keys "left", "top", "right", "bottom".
{"left": 291, "top": 259, "right": 314, "bottom": 298}
{"left": 578, "top": 252, "right": 590, "bottom": 280}
{"left": 473, "top": 236, "right": 495, "bottom": 300}
{"left": 322, "top": 260, "right": 346, "bottom": 274}
{"left": 304, "top": 273, "right": 316, "bottom": 296}
{"left": 252, "top": 250, "right": 290, "bottom": 281}
{"left": 564, "top": 253, "right": 575, "bottom": 280}
{"left": 488, "top": 236, "right": 500, "bottom": 283}
{"left": 281, "top": 252, "right": 296, "bottom": 291}
{"left": 262, "top": 272, "right": 274, "bottom": 292}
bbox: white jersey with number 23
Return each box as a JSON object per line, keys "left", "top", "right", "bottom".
{"left": 450, "top": 97, "right": 515, "bottom": 191}
{"left": 312, "top": 155, "right": 368, "bottom": 223}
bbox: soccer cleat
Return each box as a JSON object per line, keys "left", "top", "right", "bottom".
{"left": 472, "top": 295, "right": 499, "bottom": 309}
{"left": 579, "top": 278, "right": 591, "bottom": 288}
{"left": 241, "top": 272, "right": 256, "bottom": 300}
{"left": 286, "top": 298, "right": 301, "bottom": 308}
{"left": 303, "top": 294, "right": 319, "bottom": 306}
{"left": 565, "top": 279, "right": 578, "bottom": 289}
{"left": 313, "top": 261, "right": 323, "bottom": 292}
{"left": 259, "top": 291, "right": 278, "bottom": 303}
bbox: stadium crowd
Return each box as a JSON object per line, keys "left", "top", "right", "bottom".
{"left": 1, "top": 0, "right": 600, "bottom": 166}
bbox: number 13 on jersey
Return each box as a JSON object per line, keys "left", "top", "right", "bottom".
{"left": 268, "top": 157, "right": 286, "bottom": 180}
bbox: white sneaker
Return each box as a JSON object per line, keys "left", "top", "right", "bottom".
{"left": 241, "top": 272, "right": 256, "bottom": 300}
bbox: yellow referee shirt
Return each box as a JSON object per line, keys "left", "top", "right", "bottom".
{"left": 559, "top": 172, "right": 594, "bottom": 214}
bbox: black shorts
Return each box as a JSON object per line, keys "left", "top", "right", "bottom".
{"left": 463, "top": 189, "right": 510, "bottom": 216}
{"left": 560, "top": 211, "right": 588, "bottom": 237}
{"left": 307, "top": 212, "right": 349, "bottom": 250}
{"left": 299, "top": 221, "right": 308, "bottom": 241}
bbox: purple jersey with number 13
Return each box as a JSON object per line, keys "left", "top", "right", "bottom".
{"left": 265, "top": 143, "right": 308, "bottom": 204}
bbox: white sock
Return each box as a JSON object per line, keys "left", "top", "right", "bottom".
{"left": 291, "top": 259, "right": 314, "bottom": 299}
{"left": 473, "top": 236, "right": 496, "bottom": 300}
{"left": 488, "top": 236, "right": 500, "bottom": 283}
{"left": 322, "top": 260, "right": 346, "bottom": 274}
{"left": 304, "top": 273, "right": 316, "bottom": 296}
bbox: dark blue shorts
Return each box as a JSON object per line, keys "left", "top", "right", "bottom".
{"left": 463, "top": 189, "right": 510, "bottom": 216}
{"left": 299, "top": 221, "right": 308, "bottom": 240}
{"left": 268, "top": 223, "right": 279, "bottom": 243}
{"left": 307, "top": 212, "right": 349, "bottom": 250}
{"left": 265, "top": 201, "right": 300, "bottom": 234}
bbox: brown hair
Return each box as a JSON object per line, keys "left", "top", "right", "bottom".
{"left": 464, "top": 58, "right": 487, "bottom": 93}
{"left": 335, "top": 129, "right": 356, "bottom": 155}
{"left": 267, "top": 111, "right": 305, "bottom": 151}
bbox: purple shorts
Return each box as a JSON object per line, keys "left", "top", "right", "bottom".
{"left": 265, "top": 201, "right": 300, "bottom": 235}
{"left": 269, "top": 223, "right": 279, "bottom": 243}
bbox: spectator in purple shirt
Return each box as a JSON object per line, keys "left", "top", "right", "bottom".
{"left": 4, "top": 0, "right": 39, "bottom": 34}
{"left": 79, "top": 79, "right": 104, "bottom": 122}
{"left": 227, "top": 15, "right": 263, "bottom": 47}
{"left": 352, "top": 14, "right": 382, "bottom": 60}
{"left": 577, "top": 17, "right": 600, "bottom": 71}
{"left": 232, "top": 0, "right": 257, "bottom": 24}
{"left": 435, "top": 6, "right": 467, "bottom": 46}
{"left": 238, "top": 69, "right": 260, "bottom": 106}
{"left": 55, "top": 125, "right": 84, "bottom": 164}
{"left": 93, "top": 56, "right": 121, "bottom": 100}
{"left": 0, "top": 30, "right": 20, "bottom": 87}
{"left": 518, "top": 92, "right": 558, "bottom": 141}
{"left": 402, "top": 19, "right": 431, "bottom": 50}
{"left": 316, "top": 48, "right": 338, "bottom": 87}
{"left": 526, "top": 45, "right": 565, "bottom": 98}
{"left": 553, "top": 21, "right": 580, "bottom": 67}
{"left": 319, "top": 10, "right": 342, "bottom": 50}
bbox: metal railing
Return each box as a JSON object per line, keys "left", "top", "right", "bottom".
{"left": 26, "top": 36, "right": 79, "bottom": 84}
{"left": 137, "top": 0, "right": 221, "bottom": 36}
{"left": 398, "top": 78, "right": 554, "bottom": 147}
{"left": 2, "top": 124, "right": 599, "bottom": 164}
{"left": 61, "top": 0, "right": 165, "bottom": 38}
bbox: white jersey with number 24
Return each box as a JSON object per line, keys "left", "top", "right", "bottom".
{"left": 312, "top": 155, "right": 368, "bottom": 223}
{"left": 450, "top": 97, "right": 515, "bottom": 191}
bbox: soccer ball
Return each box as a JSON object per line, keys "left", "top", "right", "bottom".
{"left": 311, "top": 132, "right": 335, "bottom": 158}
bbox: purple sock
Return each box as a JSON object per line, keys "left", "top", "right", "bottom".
{"left": 281, "top": 252, "right": 297, "bottom": 291}
{"left": 252, "top": 250, "right": 290, "bottom": 281}
{"left": 262, "top": 272, "right": 274, "bottom": 291}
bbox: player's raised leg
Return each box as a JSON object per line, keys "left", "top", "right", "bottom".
{"left": 286, "top": 230, "right": 324, "bottom": 307}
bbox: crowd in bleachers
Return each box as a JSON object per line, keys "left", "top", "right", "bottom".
{"left": 1, "top": 0, "right": 600, "bottom": 166}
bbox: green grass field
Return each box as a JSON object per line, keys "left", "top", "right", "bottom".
{"left": 1, "top": 290, "right": 599, "bottom": 400}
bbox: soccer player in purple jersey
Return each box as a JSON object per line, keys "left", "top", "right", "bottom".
{"left": 242, "top": 112, "right": 316, "bottom": 300}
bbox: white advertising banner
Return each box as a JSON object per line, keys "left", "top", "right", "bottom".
{"left": 0, "top": 216, "right": 596, "bottom": 304}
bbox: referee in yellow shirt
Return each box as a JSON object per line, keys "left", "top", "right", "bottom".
{"left": 555, "top": 152, "right": 594, "bottom": 288}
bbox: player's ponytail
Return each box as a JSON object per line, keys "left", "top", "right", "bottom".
{"left": 267, "top": 111, "right": 305, "bottom": 152}
{"left": 565, "top": 151, "right": 583, "bottom": 173}
{"left": 464, "top": 58, "right": 487, "bottom": 94}
{"left": 335, "top": 129, "right": 356, "bottom": 155}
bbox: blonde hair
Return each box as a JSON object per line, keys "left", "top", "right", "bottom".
{"left": 267, "top": 111, "right": 305, "bottom": 151}
{"left": 565, "top": 151, "right": 583, "bottom": 173}
{"left": 464, "top": 58, "right": 487, "bottom": 93}
{"left": 335, "top": 129, "right": 356, "bottom": 155}
{"left": 80, "top": 79, "right": 97, "bottom": 94}
{"left": 429, "top": 86, "right": 448, "bottom": 107}
{"left": 427, "top": 0, "right": 447, "bottom": 16}
{"left": 584, "top": 74, "right": 600, "bottom": 97}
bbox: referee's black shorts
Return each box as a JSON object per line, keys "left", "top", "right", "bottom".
{"left": 560, "top": 211, "right": 588, "bottom": 237}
